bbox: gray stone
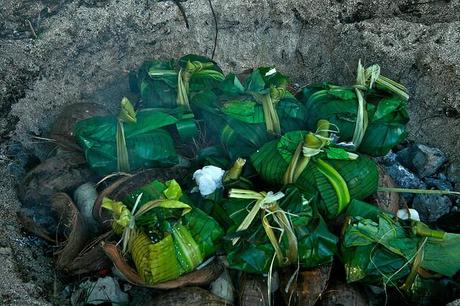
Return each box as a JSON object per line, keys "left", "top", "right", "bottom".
{"left": 411, "top": 144, "right": 447, "bottom": 177}
{"left": 424, "top": 177, "right": 454, "bottom": 192}
{"left": 397, "top": 144, "right": 447, "bottom": 178}
{"left": 447, "top": 299, "right": 460, "bottom": 306}
{"left": 71, "top": 277, "right": 129, "bottom": 306}
{"left": 382, "top": 152, "right": 426, "bottom": 202}
{"left": 412, "top": 194, "right": 452, "bottom": 223}
{"left": 447, "top": 162, "right": 460, "bottom": 191}
{"left": 395, "top": 147, "right": 412, "bottom": 169}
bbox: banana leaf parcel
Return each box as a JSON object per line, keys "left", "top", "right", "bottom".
{"left": 298, "top": 61, "right": 409, "bottom": 156}
{"left": 130, "top": 54, "right": 225, "bottom": 110}
{"left": 102, "top": 179, "right": 224, "bottom": 285}
{"left": 222, "top": 186, "right": 337, "bottom": 274}
{"left": 250, "top": 120, "right": 378, "bottom": 218}
{"left": 342, "top": 200, "right": 460, "bottom": 304}
{"left": 74, "top": 98, "right": 197, "bottom": 176}
{"left": 197, "top": 67, "right": 307, "bottom": 160}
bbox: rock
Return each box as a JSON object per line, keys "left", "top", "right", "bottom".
{"left": 447, "top": 162, "right": 460, "bottom": 191}
{"left": 73, "top": 182, "right": 99, "bottom": 233}
{"left": 447, "top": 299, "right": 460, "bottom": 306}
{"left": 71, "top": 276, "right": 129, "bottom": 306}
{"left": 381, "top": 152, "right": 426, "bottom": 202}
{"left": 424, "top": 177, "right": 454, "bottom": 193}
{"left": 397, "top": 144, "right": 447, "bottom": 178}
{"left": 210, "top": 269, "right": 234, "bottom": 304}
{"left": 412, "top": 194, "right": 452, "bottom": 223}
{"left": 395, "top": 146, "right": 412, "bottom": 168}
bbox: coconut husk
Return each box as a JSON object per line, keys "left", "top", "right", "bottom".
{"left": 51, "top": 193, "right": 113, "bottom": 275}
{"left": 279, "top": 264, "right": 332, "bottom": 306}
{"left": 319, "top": 284, "right": 368, "bottom": 306}
{"left": 142, "top": 287, "right": 230, "bottom": 306}
{"left": 101, "top": 242, "right": 224, "bottom": 289}
{"left": 372, "top": 165, "right": 399, "bottom": 214}
{"left": 50, "top": 102, "right": 109, "bottom": 151}
{"left": 18, "top": 152, "right": 94, "bottom": 238}
{"left": 52, "top": 193, "right": 90, "bottom": 270}
{"left": 93, "top": 167, "right": 189, "bottom": 224}
{"left": 64, "top": 231, "right": 113, "bottom": 275}
{"left": 239, "top": 273, "right": 269, "bottom": 306}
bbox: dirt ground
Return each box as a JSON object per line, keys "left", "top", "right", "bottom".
{"left": 0, "top": 0, "right": 459, "bottom": 304}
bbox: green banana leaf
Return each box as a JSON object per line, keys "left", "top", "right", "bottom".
{"left": 250, "top": 130, "right": 378, "bottom": 218}
{"left": 197, "top": 68, "right": 308, "bottom": 160}
{"left": 130, "top": 54, "right": 224, "bottom": 109}
{"left": 224, "top": 186, "right": 337, "bottom": 274}
{"left": 341, "top": 200, "right": 460, "bottom": 296}
{"left": 103, "top": 179, "right": 224, "bottom": 285}
{"left": 298, "top": 82, "right": 409, "bottom": 156}
{"left": 74, "top": 106, "right": 196, "bottom": 176}
{"left": 122, "top": 179, "right": 224, "bottom": 256}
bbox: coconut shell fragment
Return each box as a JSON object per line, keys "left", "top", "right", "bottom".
{"left": 18, "top": 152, "right": 94, "bottom": 239}
{"left": 239, "top": 273, "right": 269, "bottom": 306}
{"left": 101, "top": 242, "right": 224, "bottom": 289}
{"left": 93, "top": 167, "right": 189, "bottom": 223}
{"left": 372, "top": 165, "right": 400, "bottom": 214}
{"left": 319, "top": 283, "right": 368, "bottom": 306}
{"left": 50, "top": 102, "right": 109, "bottom": 151}
{"left": 52, "top": 192, "right": 90, "bottom": 271}
{"left": 141, "top": 287, "right": 230, "bottom": 306}
{"left": 64, "top": 232, "right": 113, "bottom": 276}
{"left": 279, "top": 264, "right": 332, "bottom": 306}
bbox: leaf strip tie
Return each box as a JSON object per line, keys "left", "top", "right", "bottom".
{"left": 176, "top": 60, "right": 224, "bottom": 110}
{"left": 102, "top": 195, "right": 192, "bottom": 253}
{"left": 350, "top": 60, "right": 410, "bottom": 149}
{"left": 228, "top": 189, "right": 298, "bottom": 266}
{"left": 249, "top": 85, "right": 284, "bottom": 135}
{"left": 116, "top": 98, "right": 137, "bottom": 173}
{"left": 283, "top": 120, "right": 332, "bottom": 184}
{"left": 400, "top": 237, "right": 428, "bottom": 291}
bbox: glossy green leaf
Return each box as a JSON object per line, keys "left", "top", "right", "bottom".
{"left": 224, "top": 186, "right": 337, "bottom": 274}
{"left": 75, "top": 108, "right": 192, "bottom": 176}
{"left": 298, "top": 83, "right": 409, "bottom": 156}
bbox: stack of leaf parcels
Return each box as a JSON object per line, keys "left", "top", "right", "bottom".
{"left": 73, "top": 54, "right": 460, "bottom": 303}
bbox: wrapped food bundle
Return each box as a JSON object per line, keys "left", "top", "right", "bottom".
{"left": 251, "top": 120, "right": 378, "bottom": 218}
{"left": 198, "top": 67, "right": 307, "bottom": 160}
{"left": 342, "top": 200, "right": 460, "bottom": 304}
{"left": 222, "top": 186, "right": 337, "bottom": 274}
{"left": 102, "top": 179, "right": 224, "bottom": 285}
{"left": 298, "top": 61, "right": 409, "bottom": 156}
{"left": 75, "top": 98, "right": 197, "bottom": 176}
{"left": 130, "top": 54, "right": 225, "bottom": 110}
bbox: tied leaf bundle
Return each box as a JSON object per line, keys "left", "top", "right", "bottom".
{"left": 102, "top": 179, "right": 224, "bottom": 285}
{"left": 223, "top": 186, "right": 337, "bottom": 274}
{"left": 298, "top": 61, "right": 409, "bottom": 156}
{"left": 74, "top": 98, "right": 196, "bottom": 176}
{"left": 342, "top": 200, "right": 460, "bottom": 299}
{"left": 198, "top": 67, "right": 307, "bottom": 160}
{"left": 130, "top": 54, "right": 225, "bottom": 110}
{"left": 251, "top": 120, "right": 378, "bottom": 218}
